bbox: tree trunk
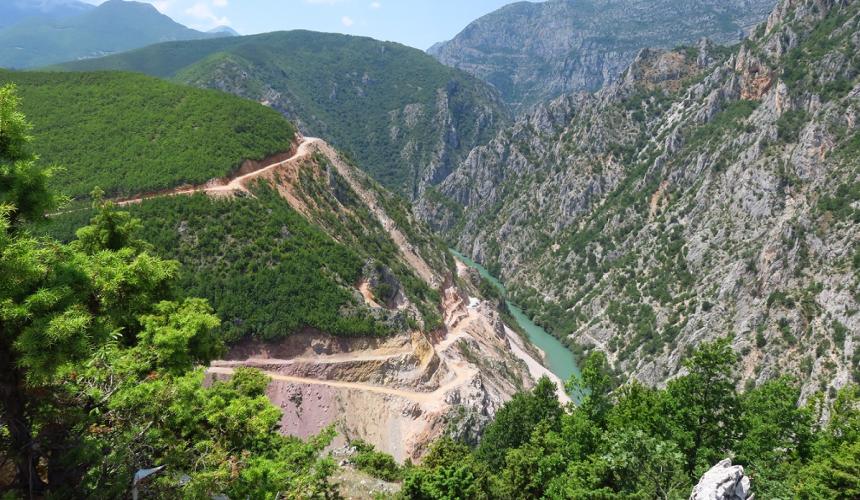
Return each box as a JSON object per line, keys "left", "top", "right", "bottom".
{"left": 0, "top": 341, "right": 46, "bottom": 496}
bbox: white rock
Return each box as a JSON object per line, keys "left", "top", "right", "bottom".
{"left": 690, "top": 459, "right": 752, "bottom": 500}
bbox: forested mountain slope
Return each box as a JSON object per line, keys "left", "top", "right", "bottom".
{"left": 0, "top": 70, "right": 296, "bottom": 199}
{"left": 38, "top": 97, "right": 534, "bottom": 465}
{"left": 429, "top": 0, "right": 778, "bottom": 112}
{"left": 46, "top": 140, "right": 451, "bottom": 342}
{"left": 0, "top": 0, "right": 223, "bottom": 69}
{"left": 56, "top": 30, "right": 510, "bottom": 198}
{"left": 2, "top": 71, "right": 536, "bottom": 492}
{"left": 5, "top": 68, "right": 449, "bottom": 341}
{"left": 419, "top": 0, "right": 860, "bottom": 396}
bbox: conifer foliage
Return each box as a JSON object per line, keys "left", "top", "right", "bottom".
{"left": 0, "top": 85, "right": 335, "bottom": 498}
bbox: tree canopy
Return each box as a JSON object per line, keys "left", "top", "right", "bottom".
{"left": 401, "top": 340, "right": 860, "bottom": 499}
{"left": 0, "top": 83, "right": 336, "bottom": 498}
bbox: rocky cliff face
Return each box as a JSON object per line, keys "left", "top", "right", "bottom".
{"left": 183, "top": 55, "right": 506, "bottom": 199}
{"left": 169, "top": 32, "right": 510, "bottom": 199}
{"left": 428, "top": 0, "right": 778, "bottom": 112}
{"left": 419, "top": 0, "right": 860, "bottom": 396}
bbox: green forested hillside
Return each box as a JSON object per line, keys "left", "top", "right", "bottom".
{"left": 0, "top": 0, "right": 221, "bottom": 69}
{"left": 45, "top": 176, "right": 446, "bottom": 341}
{"left": 0, "top": 70, "right": 296, "bottom": 198}
{"left": 44, "top": 189, "right": 388, "bottom": 341}
{"left": 401, "top": 342, "right": 860, "bottom": 499}
{"left": 1, "top": 83, "right": 337, "bottom": 498}
{"left": 57, "top": 30, "right": 509, "bottom": 196}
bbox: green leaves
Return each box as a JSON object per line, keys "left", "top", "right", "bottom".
{"left": 666, "top": 338, "right": 740, "bottom": 478}
{"left": 0, "top": 84, "right": 62, "bottom": 226}
{"left": 136, "top": 299, "right": 222, "bottom": 374}
{"left": 0, "top": 84, "right": 32, "bottom": 162}
{"left": 349, "top": 440, "right": 403, "bottom": 482}
{"left": 1, "top": 91, "right": 336, "bottom": 498}
{"left": 476, "top": 376, "right": 563, "bottom": 469}
{"left": 403, "top": 339, "right": 859, "bottom": 499}
{"left": 0, "top": 71, "right": 297, "bottom": 199}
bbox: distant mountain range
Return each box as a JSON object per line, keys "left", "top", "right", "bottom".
{"left": 0, "top": 0, "right": 232, "bottom": 68}
{"left": 208, "top": 25, "right": 240, "bottom": 37}
{"left": 0, "top": 0, "right": 93, "bottom": 29}
{"left": 429, "top": 0, "right": 778, "bottom": 112}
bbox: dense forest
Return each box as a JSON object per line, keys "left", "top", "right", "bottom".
{"left": 44, "top": 184, "right": 441, "bottom": 341}
{"left": 1, "top": 84, "right": 337, "bottom": 497}
{"left": 0, "top": 70, "right": 296, "bottom": 198}
{"left": 56, "top": 30, "right": 508, "bottom": 196}
{"left": 44, "top": 154, "right": 448, "bottom": 341}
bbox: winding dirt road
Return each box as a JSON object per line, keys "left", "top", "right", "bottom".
{"left": 77, "top": 136, "right": 490, "bottom": 409}
{"left": 208, "top": 304, "right": 479, "bottom": 407}
{"left": 116, "top": 137, "right": 322, "bottom": 206}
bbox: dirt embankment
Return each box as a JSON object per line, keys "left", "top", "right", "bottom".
{"left": 207, "top": 277, "right": 539, "bottom": 462}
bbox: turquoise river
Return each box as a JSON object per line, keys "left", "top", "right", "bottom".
{"left": 450, "top": 250, "right": 580, "bottom": 388}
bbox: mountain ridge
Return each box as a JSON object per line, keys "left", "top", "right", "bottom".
{"left": 418, "top": 0, "right": 860, "bottom": 396}
{"left": 428, "top": 0, "right": 779, "bottom": 112}
{"left": 57, "top": 29, "right": 511, "bottom": 198}
{"left": 0, "top": 0, "right": 93, "bottom": 29}
{"left": 0, "top": 0, "right": 224, "bottom": 69}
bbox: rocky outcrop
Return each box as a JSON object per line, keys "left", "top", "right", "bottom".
{"left": 429, "top": 0, "right": 778, "bottom": 112}
{"left": 690, "top": 459, "right": 752, "bottom": 500}
{"left": 419, "top": 0, "right": 860, "bottom": 396}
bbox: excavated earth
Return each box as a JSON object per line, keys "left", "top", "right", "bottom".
{"left": 209, "top": 281, "right": 541, "bottom": 462}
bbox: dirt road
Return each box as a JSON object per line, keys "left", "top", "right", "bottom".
{"left": 116, "top": 137, "right": 321, "bottom": 206}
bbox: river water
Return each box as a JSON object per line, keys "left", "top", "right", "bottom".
{"left": 450, "top": 250, "right": 581, "bottom": 387}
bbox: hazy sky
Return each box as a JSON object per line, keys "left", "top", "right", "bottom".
{"left": 82, "top": 0, "right": 529, "bottom": 50}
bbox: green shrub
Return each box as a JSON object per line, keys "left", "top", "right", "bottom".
{"left": 351, "top": 440, "right": 402, "bottom": 481}
{"left": 776, "top": 109, "right": 809, "bottom": 143}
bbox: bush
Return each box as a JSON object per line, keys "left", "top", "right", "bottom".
{"left": 351, "top": 440, "right": 402, "bottom": 481}
{"left": 776, "top": 109, "right": 809, "bottom": 143}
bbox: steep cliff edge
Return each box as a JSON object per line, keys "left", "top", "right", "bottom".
{"left": 429, "top": 0, "right": 777, "bottom": 112}
{"left": 419, "top": 0, "right": 860, "bottom": 396}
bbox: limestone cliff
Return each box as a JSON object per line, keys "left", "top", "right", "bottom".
{"left": 419, "top": 0, "right": 860, "bottom": 396}
{"left": 429, "top": 0, "right": 778, "bottom": 112}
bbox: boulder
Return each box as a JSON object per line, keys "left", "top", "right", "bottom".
{"left": 690, "top": 459, "right": 752, "bottom": 500}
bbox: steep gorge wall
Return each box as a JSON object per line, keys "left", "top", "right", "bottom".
{"left": 419, "top": 0, "right": 860, "bottom": 395}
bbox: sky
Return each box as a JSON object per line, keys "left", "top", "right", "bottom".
{"left": 81, "top": 0, "right": 529, "bottom": 50}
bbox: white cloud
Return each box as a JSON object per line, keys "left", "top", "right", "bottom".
{"left": 370, "top": 1, "right": 381, "bottom": 8}
{"left": 147, "top": 0, "right": 171, "bottom": 13}
{"left": 341, "top": 15, "right": 355, "bottom": 27}
{"left": 305, "top": 0, "right": 348, "bottom": 4}
{"left": 212, "top": 0, "right": 228, "bottom": 6}
{"left": 185, "top": 2, "right": 230, "bottom": 28}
